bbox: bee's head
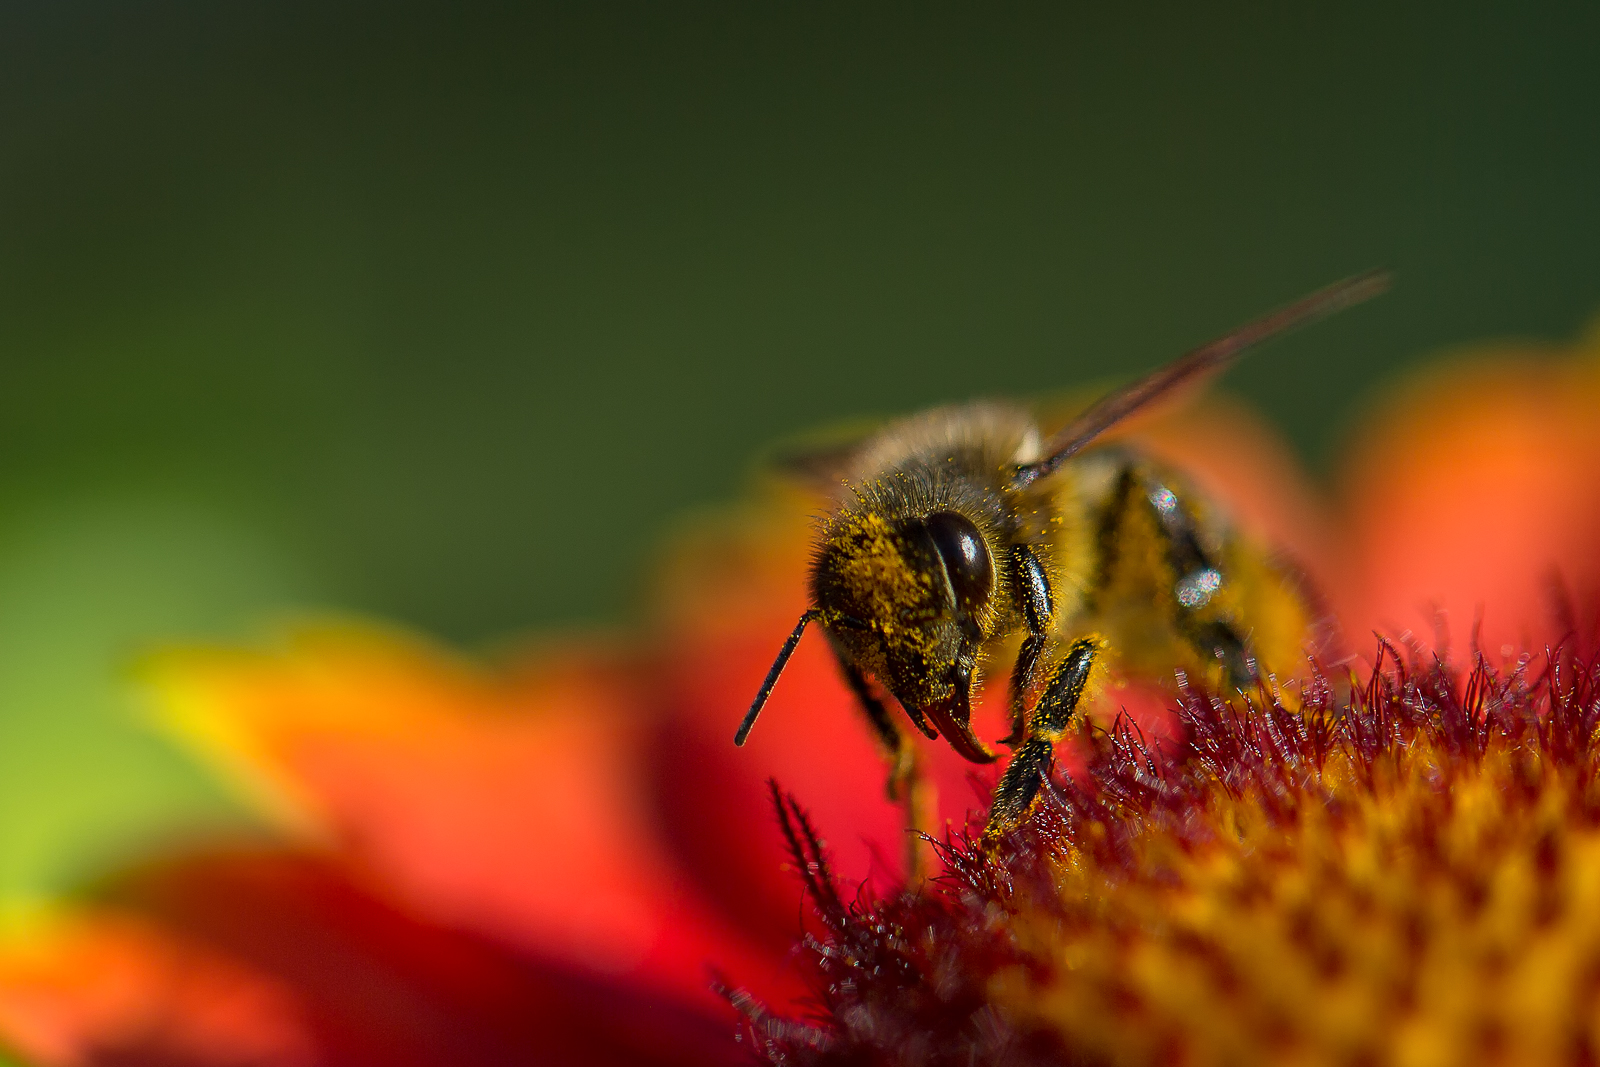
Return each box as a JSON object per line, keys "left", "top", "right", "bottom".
{"left": 810, "top": 508, "right": 998, "bottom": 762}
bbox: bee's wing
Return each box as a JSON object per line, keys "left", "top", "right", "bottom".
{"left": 768, "top": 441, "right": 864, "bottom": 488}
{"left": 1011, "top": 270, "right": 1390, "bottom": 490}
{"left": 763, "top": 421, "right": 882, "bottom": 490}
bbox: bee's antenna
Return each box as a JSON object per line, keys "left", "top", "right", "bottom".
{"left": 1011, "top": 269, "right": 1391, "bottom": 490}
{"left": 734, "top": 609, "right": 822, "bottom": 746}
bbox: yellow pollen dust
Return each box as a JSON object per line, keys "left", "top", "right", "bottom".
{"left": 832, "top": 513, "right": 936, "bottom": 638}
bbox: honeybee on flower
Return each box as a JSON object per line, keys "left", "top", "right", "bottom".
{"left": 734, "top": 272, "right": 1389, "bottom": 849}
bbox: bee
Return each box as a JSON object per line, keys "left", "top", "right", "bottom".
{"left": 733, "top": 272, "right": 1388, "bottom": 852}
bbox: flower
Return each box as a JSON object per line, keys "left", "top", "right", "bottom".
{"left": 0, "top": 321, "right": 1595, "bottom": 1066}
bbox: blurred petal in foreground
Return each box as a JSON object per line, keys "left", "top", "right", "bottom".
{"left": 0, "top": 627, "right": 786, "bottom": 1065}
{"left": 146, "top": 628, "right": 790, "bottom": 1003}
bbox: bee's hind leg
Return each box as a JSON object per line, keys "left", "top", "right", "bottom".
{"left": 984, "top": 637, "right": 1100, "bottom": 844}
{"left": 837, "top": 653, "right": 938, "bottom": 884}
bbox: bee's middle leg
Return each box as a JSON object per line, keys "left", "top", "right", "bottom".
{"left": 837, "top": 653, "right": 936, "bottom": 883}
{"left": 1096, "top": 463, "right": 1257, "bottom": 688}
{"left": 1138, "top": 475, "right": 1257, "bottom": 687}
{"left": 984, "top": 636, "right": 1100, "bottom": 842}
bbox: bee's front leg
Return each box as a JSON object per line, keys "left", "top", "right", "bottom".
{"left": 835, "top": 650, "right": 936, "bottom": 883}
{"left": 1002, "top": 545, "right": 1054, "bottom": 746}
{"left": 984, "top": 636, "right": 1100, "bottom": 843}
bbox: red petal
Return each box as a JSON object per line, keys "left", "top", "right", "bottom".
{"left": 106, "top": 848, "right": 744, "bottom": 1067}
{"left": 0, "top": 851, "right": 746, "bottom": 1067}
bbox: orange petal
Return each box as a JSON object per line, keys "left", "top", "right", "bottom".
{"left": 0, "top": 908, "right": 313, "bottom": 1066}
{"left": 1341, "top": 326, "right": 1600, "bottom": 657}
{"left": 145, "top": 625, "right": 794, "bottom": 1008}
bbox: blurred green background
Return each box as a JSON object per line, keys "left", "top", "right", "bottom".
{"left": 0, "top": 2, "right": 1595, "bottom": 903}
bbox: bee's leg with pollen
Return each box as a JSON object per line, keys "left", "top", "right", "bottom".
{"left": 1002, "top": 545, "right": 1054, "bottom": 746}
{"left": 837, "top": 653, "right": 937, "bottom": 883}
{"left": 984, "top": 637, "right": 1100, "bottom": 843}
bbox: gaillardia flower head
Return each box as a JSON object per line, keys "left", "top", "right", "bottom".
{"left": 0, "top": 322, "right": 1595, "bottom": 1066}
{"left": 742, "top": 644, "right": 1600, "bottom": 1067}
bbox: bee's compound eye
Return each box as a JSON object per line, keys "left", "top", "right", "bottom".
{"left": 925, "top": 511, "right": 993, "bottom": 612}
